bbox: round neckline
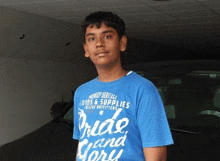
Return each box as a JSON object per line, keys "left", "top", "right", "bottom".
{"left": 95, "top": 71, "right": 132, "bottom": 84}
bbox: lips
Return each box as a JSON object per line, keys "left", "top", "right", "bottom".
{"left": 95, "top": 51, "right": 108, "bottom": 56}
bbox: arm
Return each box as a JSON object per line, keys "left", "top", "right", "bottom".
{"left": 143, "top": 146, "right": 167, "bottom": 161}
{"left": 137, "top": 85, "right": 173, "bottom": 161}
{"left": 75, "top": 149, "right": 78, "bottom": 161}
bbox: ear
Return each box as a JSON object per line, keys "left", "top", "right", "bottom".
{"left": 83, "top": 43, "right": 90, "bottom": 58}
{"left": 120, "top": 35, "right": 128, "bottom": 52}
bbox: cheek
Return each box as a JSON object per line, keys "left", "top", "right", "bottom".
{"left": 86, "top": 45, "right": 96, "bottom": 53}
{"left": 109, "top": 42, "right": 121, "bottom": 51}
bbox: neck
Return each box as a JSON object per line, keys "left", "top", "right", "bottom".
{"left": 96, "top": 65, "right": 127, "bottom": 82}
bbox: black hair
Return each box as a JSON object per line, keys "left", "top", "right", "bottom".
{"left": 82, "top": 11, "right": 126, "bottom": 40}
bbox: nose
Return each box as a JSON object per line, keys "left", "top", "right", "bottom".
{"left": 96, "top": 37, "right": 104, "bottom": 48}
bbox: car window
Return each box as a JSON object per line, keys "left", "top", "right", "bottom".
{"left": 63, "top": 106, "right": 73, "bottom": 121}
{"left": 137, "top": 71, "right": 220, "bottom": 132}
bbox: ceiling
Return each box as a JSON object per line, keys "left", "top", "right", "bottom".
{"left": 0, "top": 0, "right": 220, "bottom": 56}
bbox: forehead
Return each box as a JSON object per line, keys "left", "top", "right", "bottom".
{"left": 85, "top": 22, "right": 117, "bottom": 35}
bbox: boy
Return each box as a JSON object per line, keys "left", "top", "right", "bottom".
{"left": 73, "top": 11, "right": 173, "bottom": 161}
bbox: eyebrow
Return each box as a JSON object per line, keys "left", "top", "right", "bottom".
{"left": 85, "top": 30, "right": 114, "bottom": 37}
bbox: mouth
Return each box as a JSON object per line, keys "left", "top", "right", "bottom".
{"left": 95, "top": 51, "right": 108, "bottom": 56}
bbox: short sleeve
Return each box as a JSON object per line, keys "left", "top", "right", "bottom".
{"left": 137, "top": 82, "right": 173, "bottom": 148}
{"left": 73, "top": 92, "right": 80, "bottom": 140}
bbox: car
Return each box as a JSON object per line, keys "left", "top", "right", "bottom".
{"left": 125, "top": 59, "right": 220, "bottom": 161}
{"left": 1, "top": 60, "right": 220, "bottom": 161}
{"left": 0, "top": 99, "right": 78, "bottom": 161}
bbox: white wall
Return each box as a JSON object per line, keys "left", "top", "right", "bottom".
{"left": 0, "top": 7, "right": 96, "bottom": 145}
{"left": 0, "top": 58, "right": 92, "bottom": 145}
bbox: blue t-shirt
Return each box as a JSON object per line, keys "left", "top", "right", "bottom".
{"left": 73, "top": 71, "right": 173, "bottom": 161}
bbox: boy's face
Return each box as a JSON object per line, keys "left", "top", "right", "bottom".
{"left": 83, "top": 22, "right": 127, "bottom": 68}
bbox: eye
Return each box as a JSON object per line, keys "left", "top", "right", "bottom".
{"left": 88, "top": 37, "right": 95, "bottom": 41}
{"left": 104, "top": 35, "right": 111, "bottom": 39}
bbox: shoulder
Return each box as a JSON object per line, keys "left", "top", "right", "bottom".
{"left": 74, "top": 78, "right": 97, "bottom": 96}
{"left": 128, "top": 71, "right": 156, "bottom": 90}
